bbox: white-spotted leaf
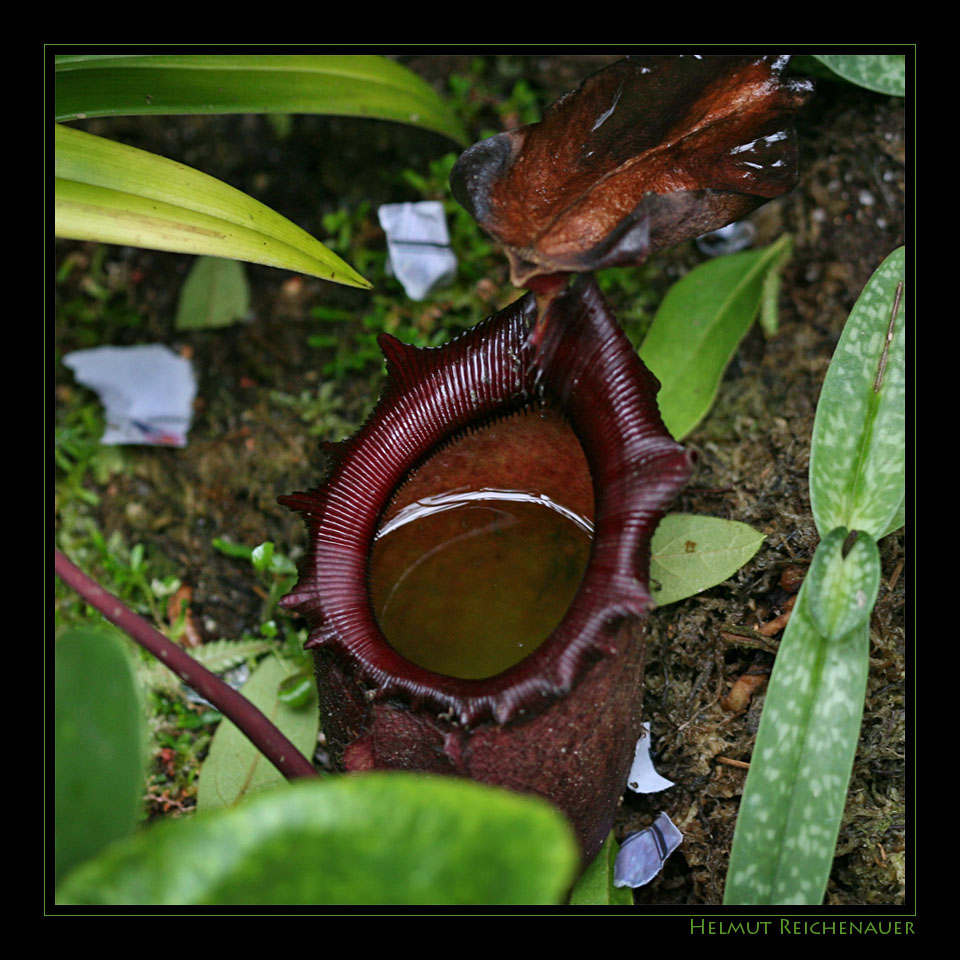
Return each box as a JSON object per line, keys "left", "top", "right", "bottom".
{"left": 650, "top": 514, "right": 765, "bottom": 607}
{"left": 809, "top": 247, "right": 905, "bottom": 538}
{"left": 724, "top": 582, "right": 870, "bottom": 905}
{"left": 881, "top": 494, "right": 905, "bottom": 540}
{"left": 813, "top": 55, "right": 906, "bottom": 97}
{"left": 805, "top": 528, "right": 881, "bottom": 641}
{"left": 726, "top": 250, "right": 902, "bottom": 904}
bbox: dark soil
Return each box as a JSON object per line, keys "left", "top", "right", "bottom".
{"left": 53, "top": 54, "right": 907, "bottom": 906}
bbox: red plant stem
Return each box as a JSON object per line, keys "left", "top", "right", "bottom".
{"left": 55, "top": 549, "right": 318, "bottom": 782}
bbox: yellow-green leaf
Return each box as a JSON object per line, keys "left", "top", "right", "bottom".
{"left": 55, "top": 124, "right": 371, "bottom": 287}
{"left": 650, "top": 514, "right": 765, "bottom": 607}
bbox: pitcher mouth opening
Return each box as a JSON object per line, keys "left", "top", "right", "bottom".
{"left": 368, "top": 402, "right": 595, "bottom": 682}
{"left": 280, "top": 275, "right": 694, "bottom": 727}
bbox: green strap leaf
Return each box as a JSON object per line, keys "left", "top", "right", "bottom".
{"left": 724, "top": 585, "right": 870, "bottom": 905}
{"left": 54, "top": 54, "right": 468, "bottom": 144}
{"left": 55, "top": 628, "right": 146, "bottom": 884}
{"left": 569, "top": 832, "right": 633, "bottom": 905}
{"left": 809, "top": 247, "right": 906, "bottom": 538}
{"left": 812, "top": 55, "right": 906, "bottom": 97}
{"left": 650, "top": 514, "right": 765, "bottom": 607}
{"left": 57, "top": 773, "right": 579, "bottom": 906}
{"left": 640, "top": 234, "right": 792, "bottom": 439}
{"left": 55, "top": 124, "right": 371, "bottom": 287}
{"left": 805, "top": 528, "right": 881, "bottom": 641}
{"left": 197, "top": 655, "right": 319, "bottom": 812}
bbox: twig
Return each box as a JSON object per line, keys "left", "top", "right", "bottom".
{"left": 756, "top": 594, "right": 797, "bottom": 637}
{"left": 716, "top": 756, "right": 750, "bottom": 769}
{"left": 55, "top": 549, "right": 317, "bottom": 782}
{"left": 719, "top": 629, "right": 780, "bottom": 655}
{"left": 887, "top": 557, "right": 904, "bottom": 591}
{"left": 874, "top": 280, "right": 903, "bottom": 393}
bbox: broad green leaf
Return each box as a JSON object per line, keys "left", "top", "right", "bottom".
{"left": 197, "top": 656, "right": 319, "bottom": 812}
{"left": 650, "top": 514, "right": 765, "bottom": 607}
{"left": 813, "top": 55, "right": 906, "bottom": 97}
{"left": 809, "top": 248, "right": 905, "bottom": 538}
{"left": 55, "top": 54, "right": 467, "bottom": 145}
{"left": 55, "top": 124, "right": 371, "bottom": 287}
{"left": 569, "top": 832, "right": 633, "bottom": 906}
{"left": 57, "top": 773, "right": 579, "bottom": 906}
{"left": 725, "top": 583, "right": 869, "bottom": 905}
{"left": 175, "top": 256, "right": 250, "bottom": 330}
{"left": 640, "top": 234, "right": 792, "bottom": 439}
{"left": 55, "top": 628, "right": 146, "bottom": 884}
{"left": 805, "top": 528, "right": 881, "bottom": 641}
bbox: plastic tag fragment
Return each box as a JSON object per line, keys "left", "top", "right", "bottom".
{"left": 613, "top": 811, "right": 684, "bottom": 888}
{"left": 63, "top": 345, "right": 196, "bottom": 447}
{"left": 696, "top": 220, "right": 756, "bottom": 257}
{"left": 626, "top": 722, "right": 675, "bottom": 793}
{"left": 378, "top": 201, "right": 457, "bottom": 300}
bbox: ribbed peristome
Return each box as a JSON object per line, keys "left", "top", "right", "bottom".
{"left": 280, "top": 275, "right": 694, "bottom": 726}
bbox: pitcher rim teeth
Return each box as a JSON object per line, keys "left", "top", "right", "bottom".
{"left": 279, "top": 275, "right": 694, "bottom": 728}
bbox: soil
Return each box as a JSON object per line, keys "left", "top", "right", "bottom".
{"left": 53, "top": 54, "right": 907, "bottom": 906}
